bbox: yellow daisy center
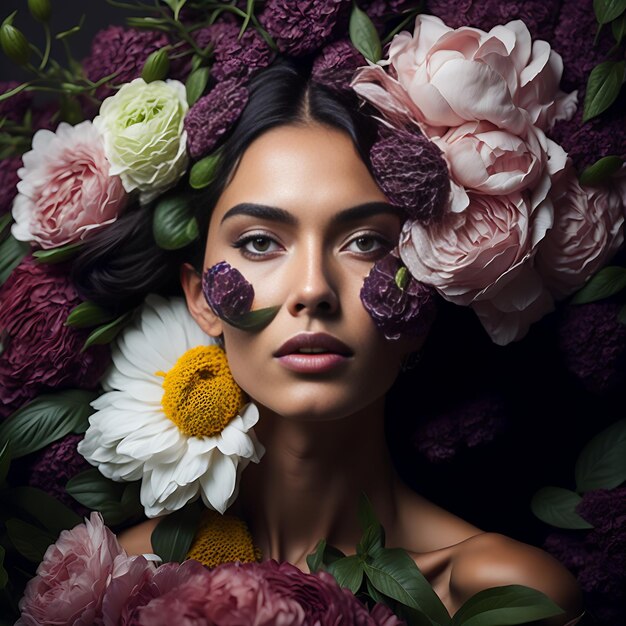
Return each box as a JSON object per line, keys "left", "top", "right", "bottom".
{"left": 187, "top": 510, "right": 261, "bottom": 568}
{"left": 158, "top": 345, "right": 245, "bottom": 438}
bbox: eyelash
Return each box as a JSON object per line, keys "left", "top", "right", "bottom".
{"left": 232, "top": 231, "right": 392, "bottom": 260}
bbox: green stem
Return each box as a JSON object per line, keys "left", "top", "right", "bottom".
{"left": 39, "top": 22, "right": 51, "bottom": 71}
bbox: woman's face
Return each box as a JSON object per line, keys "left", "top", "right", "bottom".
{"left": 184, "top": 123, "right": 419, "bottom": 421}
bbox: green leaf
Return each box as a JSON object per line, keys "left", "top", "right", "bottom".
{"left": 0, "top": 389, "right": 97, "bottom": 459}
{"left": 0, "top": 213, "right": 11, "bottom": 237}
{"left": 579, "top": 155, "right": 624, "bottom": 186}
{"left": 451, "top": 585, "right": 564, "bottom": 626}
{"left": 153, "top": 194, "right": 199, "bottom": 250}
{"left": 570, "top": 266, "right": 626, "bottom": 304}
{"left": 65, "top": 301, "right": 114, "bottom": 328}
{"left": 0, "top": 546, "right": 7, "bottom": 590}
{"left": 142, "top": 47, "right": 170, "bottom": 82}
{"left": 224, "top": 305, "right": 280, "bottom": 331}
{"left": 327, "top": 555, "right": 364, "bottom": 594}
{"left": 306, "top": 538, "right": 327, "bottom": 573}
{"left": 0, "top": 440, "right": 10, "bottom": 486}
{"left": 82, "top": 312, "right": 132, "bottom": 351}
{"left": 162, "top": 0, "right": 188, "bottom": 21}
{"left": 5, "top": 518, "right": 56, "bottom": 563}
{"left": 151, "top": 501, "right": 203, "bottom": 562}
{"left": 364, "top": 548, "right": 450, "bottom": 624}
{"left": 32, "top": 242, "right": 82, "bottom": 264}
{"left": 186, "top": 66, "right": 210, "bottom": 106}
{"left": 395, "top": 266, "right": 409, "bottom": 290}
{"left": 0, "top": 81, "right": 30, "bottom": 103}
{"left": 357, "top": 524, "right": 385, "bottom": 559}
{"left": 593, "top": 0, "right": 626, "bottom": 24}
{"left": 349, "top": 2, "right": 382, "bottom": 62}
{"left": 5, "top": 486, "right": 81, "bottom": 534}
{"left": 365, "top": 577, "right": 388, "bottom": 605}
{"left": 612, "top": 10, "right": 626, "bottom": 42}
{"left": 0, "top": 235, "right": 28, "bottom": 285}
{"left": 396, "top": 604, "right": 441, "bottom": 626}
{"left": 189, "top": 151, "right": 222, "bottom": 189}
{"left": 530, "top": 487, "right": 593, "bottom": 529}
{"left": 54, "top": 14, "right": 85, "bottom": 40}
{"left": 583, "top": 60, "right": 625, "bottom": 122}
{"left": 618, "top": 303, "right": 626, "bottom": 324}
{"left": 575, "top": 419, "right": 626, "bottom": 492}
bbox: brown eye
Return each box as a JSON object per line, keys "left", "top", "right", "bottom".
{"left": 355, "top": 236, "right": 376, "bottom": 252}
{"left": 251, "top": 237, "right": 271, "bottom": 252}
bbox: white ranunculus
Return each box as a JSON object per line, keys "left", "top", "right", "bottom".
{"left": 93, "top": 78, "right": 189, "bottom": 205}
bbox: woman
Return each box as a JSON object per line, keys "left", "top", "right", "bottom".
{"left": 83, "top": 59, "right": 586, "bottom": 623}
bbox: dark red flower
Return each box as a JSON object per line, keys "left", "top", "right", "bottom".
{"left": 312, "top": 39, "right": 366, "bottom": 94}
{"left": 0, "top": 256, "right": 109, "bottom": 418}
{"left": 202, "top": 261, "right": 254, "bottom": 320}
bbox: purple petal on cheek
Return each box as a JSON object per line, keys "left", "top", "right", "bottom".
{"left": 202, "top": 261, "right": 255, "bottom": 320}
{"left": 360, "top": 253, "right": 438, "bottom": 340}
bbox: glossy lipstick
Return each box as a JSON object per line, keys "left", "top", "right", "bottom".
{"left": 274, "top": 333, "right": 353, "bottom": 374}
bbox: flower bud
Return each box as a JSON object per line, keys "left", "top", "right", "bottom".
{"left": 27, "top": 0, "right": 52, "bottom": 22}
{"left": 141, "top": 48, "right": 170, "bottom": 83}
{"left": 0, "top": 23, "right": 31, "bottom": 66}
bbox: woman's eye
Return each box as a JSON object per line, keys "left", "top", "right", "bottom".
{"left": 345, "top": 235, "right": 387, "bottom": 255}
{"left": 234, "top": 234, "right": 281, "bottom": 257}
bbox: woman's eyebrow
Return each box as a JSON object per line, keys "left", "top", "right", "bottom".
{"left": 221, "top": 201, "right": 400, "bottom": 224}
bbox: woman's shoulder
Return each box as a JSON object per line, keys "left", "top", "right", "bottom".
{"left": 449, "top": 531, "right": 584, "bottom": 625}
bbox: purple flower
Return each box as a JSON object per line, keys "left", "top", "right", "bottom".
{"left": 194, "top": 21, "right": 274, "bottom": 82}
{"left": 0, "top": 256, "right": 110, "bottom": 419}
{"left": 312, "top": 39, "right": 366, "bottom": 94}
{"left": 363, "top": 1, "right": 421, "bottom": 33}
{"left": 82, "top": 26, "right": 170, "bottom": 100}
{"left": 370, "top": 125, "right": 450, "bottom": 223}
{"left": 202, "top": 261, "right": 255, "bottom": 320}
{"left": 0, "top": 82, "right": 33, "bottom": 123}
{"left": 259, "top": 0, "right": 351, "bottom": 57}
{"left": 360, "top": 253, "right": 437, "bottom": 340}
{"left": 0, "top": 155, "right": 21, "bottom": 215}
{"left": 425, "top": 0, "right": 561, "bottom": 43}
{"left": 414, "top": 394, "right": 508, "bottom": 462}
{"left": 25, "top": 434, "right": 91, "bottom": 515}
{"left": 556, "top": 301, "right": 626, "bottom": 395}
{"left": 184, "top": 79, "right": 249, "bottom": 159}
{"left": 576, "top": 486, "right": 626, "bottom": 536}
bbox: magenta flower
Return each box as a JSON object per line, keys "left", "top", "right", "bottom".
{"left": 202, "top": 260, "right": 255, "bottom": 320}
{"left": 185, "top": 79, "right": 249, "bottom": 159}
{"left": 0, "top": 256, "right": 110, "bottom": 419}
{"left": 360, "top": 253, "right": 437, "bottom": 340}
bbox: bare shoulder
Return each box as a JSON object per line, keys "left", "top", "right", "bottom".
{"left": 450, "top": 532, "right": 584, "bottom": 625}
{"left": 117, "top": 518, "right": 160, "bottom": 555}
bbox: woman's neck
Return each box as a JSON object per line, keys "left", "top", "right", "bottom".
{"left": 233, "top": 397, "right": 400, "bottom": 570}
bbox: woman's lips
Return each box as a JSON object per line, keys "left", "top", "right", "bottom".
{"left": 274, "top": 333, "right": 353, "bottom": 374}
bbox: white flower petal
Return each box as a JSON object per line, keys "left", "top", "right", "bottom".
{"left": 199, "top": 453, "right": 237, "bottom": 514}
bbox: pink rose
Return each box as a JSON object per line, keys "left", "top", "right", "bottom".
{"left": 536, "top": 165, "right": 625, "bottom": 299}
{"left": 11, "top": 120, "right": 127, "bottom": 249}
{"left": 17, "top": 513, "right": 129, "bottom": 626}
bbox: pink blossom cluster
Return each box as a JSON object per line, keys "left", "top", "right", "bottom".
{"left": 352, "top": 14, "right": 625, "bottom": 344}
{"left": 18, "top": 514, "right": 403, "bottom": 626}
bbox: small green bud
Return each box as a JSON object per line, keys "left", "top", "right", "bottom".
{"left": 0, "top": 23, "right": 31, "bottom": 66}
{"left": 394, "top": 266, "right": 409, "bottom": 291}
{"left": 141, "top": 48, "right": 170, "bottom": 83}
{"left": 28, "top": 0, "right": 52, "bottom": 22}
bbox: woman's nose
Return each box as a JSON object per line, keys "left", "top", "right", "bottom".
{"left": 285, "top": 242, "right": 339, "bottom": 317}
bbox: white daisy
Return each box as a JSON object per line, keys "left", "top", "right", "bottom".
{"left": 77, "top": 294, "right": 264, "bottom": 518}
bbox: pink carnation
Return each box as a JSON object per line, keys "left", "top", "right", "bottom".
{"left": 536, "top": 165, "right": 625, "bottom": 299}
{"left": 17, "top": 513, "right": 131, "bottom": 626}
{"left": 11, "top": 120, "right": 127, "bottom": 249}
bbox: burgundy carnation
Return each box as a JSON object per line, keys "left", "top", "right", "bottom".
{"left": 82, "top": 26, "right": 170, "bottom": 100}
{"left": 360, "top": 253, "right": 437, "bottom": 340}
{"left": 184, "top": 79, "right": 249, "bottom": 159}
{"left": 311, "top": 39, "right": 366, "bottom": 94}
{"left": 202, "top": 260, "right": 254, "bottom": 320}
{"left": 414, "top": 394, "right": 508, "bottom": 462}
{"left": 194, "top": 21, "right": 274, "bottom": 82}
{"left": 259, "top": 0, "right": 351, "bottom": 57}
{"left": 0, "top": 82, "right": 33, "bottom": 123}
{"left": 576, "top": 486, "right": 626, "bottom": 536}
{"left": 363, "top": 1, "right": 421, "bottom": 33}
{"left": 0, "top": 155, "right": 21, "bottom": 215}
{"left": 370, "top": 125, "right": 450, "bottom": 222}
{"left": 25, "top": 434, "right": 90, "bottom": 515}
{"left": 0, "top": 256, "right": 110, "bottom": 419}
{"left": 556, "top": 301, "right": 626, "bottom": 395}
{"left": 425, "top": 0, "right": 561, "bottom": 43}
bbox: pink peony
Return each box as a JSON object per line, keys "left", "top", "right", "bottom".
{"left": 17, "top": 513, "right": 132, "bottom": 626}
{"left": 536, "top": 166, "right": 625, "bottom": 299}
{"left": 11, "top": 120, "right": 127, "bottom": 249}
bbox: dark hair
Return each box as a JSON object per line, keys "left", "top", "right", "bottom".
{"left": 71, "top": 58, "right": 379, "bottom": 315}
